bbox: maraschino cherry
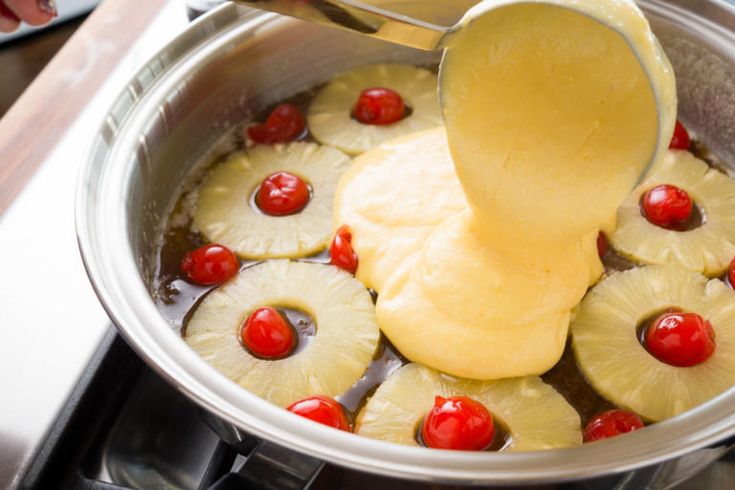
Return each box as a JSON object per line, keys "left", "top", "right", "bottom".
{"left": 597, "top": 231, "right": 607, "bottom": 258}
{"left": 353, "top": 87, "right": 406, "bottom": 125}
{"left": 669, "top": 120, "right": 691, "bottom": 150}
{"left": 641, "top": 184, "right": 693, "bottom": 229}
{"left": 329, "top": 225, "right": 358, "bottom": 274}
{"left": 241, "top": 307, "right": 296, "bottom": 359}
{"left": 420, "top": 396, "right": 495, "bottom": 451}
{"left": 181, "top": 244, "right": 239, "bottom": 285}
{"left": 255, "top": 171, "right": 311, "bottom": 216}
{"left": 728, "top": 257, "right": 735, "bottom": 288}
{"left": 644, "top": 310, "right": 715, "bottom": 367}
{"left": 287, "top": 395, "right": 352, "bottom": 431}
{"left": 247, "top": 104, "right": 305, "bottom": 144}
{"left": 584, "top": 409, "right": 644, "bottom": 442}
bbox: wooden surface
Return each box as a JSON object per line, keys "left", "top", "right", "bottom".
{"left": 0, "top": 18, "right": 84, "bottom": 119}
{"left": 0, "top": 0, "right": 167, "bottom": 215}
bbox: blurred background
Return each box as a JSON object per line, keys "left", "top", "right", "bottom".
{"left": 0, "top": 0, "right": 485, "bottom": 118}
{"left": 0, "top": 0, "right": 98, "bottom": 116}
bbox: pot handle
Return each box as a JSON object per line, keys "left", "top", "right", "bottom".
{"left": 233, "top": 0, "right": 450, "bottom": 51}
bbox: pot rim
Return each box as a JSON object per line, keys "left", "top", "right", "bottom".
{"left": 76, "top": 1, "right": 735, "bottom": 484}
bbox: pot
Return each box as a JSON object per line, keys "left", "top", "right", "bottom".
{"left": 77, "top": 0, "right": 735, "bottom": 485}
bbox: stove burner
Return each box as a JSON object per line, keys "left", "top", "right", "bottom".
{"left": 19, "top": 331, "right": 324, "bottom": 490}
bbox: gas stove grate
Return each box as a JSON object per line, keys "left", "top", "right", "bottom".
{"left": 20, "top": 331, "right": 324, "bottom": 490}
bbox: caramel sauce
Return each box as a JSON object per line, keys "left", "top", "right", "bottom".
{"left": 691, "top": 139, "right": 731, "bottom": 176}
{"left": 280, "top": 307, "right": 318, "bottom": 350}
{"left": 338, "top": 337, "right": 407, "bottom": 416}
{"left": 540, "top": 341, "right": 615, "bottom": 427}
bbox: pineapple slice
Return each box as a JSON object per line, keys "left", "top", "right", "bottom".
{"left": 356, "top": 363, "right": 582, "bottom": 451}
{"left": 184, "top": 260, "right": 380, "bottom": 407}
{"left": 611, "top": 150, "right": 735, "bottom": 276}
{"left": 571, "top": 265, "right": 735, "bottom": 421}
{"left": 193, "top": 143, "right": 350, "bottom": 259}
{"left": 334, "top": 127, "right": 468, "bottom": 291}
{"left": 307, "top": 63, "right": 442, "bottom": 155}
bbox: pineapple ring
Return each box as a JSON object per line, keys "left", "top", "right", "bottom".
{"left": 356, "top": 363, "right": 582, "bottom": 451}
{"left": 611, "top": 150, "right": 735, "bottom": 276}
{"left": 571, "top": 265, "right": 735, "bottom": 422}
{"left": 307, "top": 63, "right": 442, "bottom": 155}
{"left": 193, "top": 143, "right": 350, "bottom": 259}
{"left": 184, "top": 260, "right": 380, "bottom": 407}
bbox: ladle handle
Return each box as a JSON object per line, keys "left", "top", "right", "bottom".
{"left": 233, "top": 0, "right": 450, "bottom": 51}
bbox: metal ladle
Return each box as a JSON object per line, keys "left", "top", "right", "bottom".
{"left": 233, "top": 0, "right": 453, "bottom": 51}
{"left": 233, "top": 0, "right": 674, "bottom": 185}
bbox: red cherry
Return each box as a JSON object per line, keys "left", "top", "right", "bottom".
{"left": 597, "top": 231, "right": 607, "bottom": 258}
{"left": 728, "top": 257, "right": 735, "bottom": 288}
{"left": 181, "top": 244, "right": 239, "bottom": 285}
{"left": 241, "top": 307, "right": 296, "bottom": 359}
{"left": 255, "top": 172, "right": 311, "bottom": 216}
{"left": 287, "top": 395, "right": 351, "bottom": 431}
{"left": 329, "top": 225, "right": 359, "bottom": 274}
{"left": 420, "top": 396, "right": 495, "bottom": 451}
{"left": 247, "top": 104, "right": 305, "bottom": 144}
{"left": 641, "top": 184, "right": 693, "bottom": 228}
{"left": 584, "top": 409, "right": 644, "bottom": 442}
{"left": 353, "top": 87, "right": 406, "bottom": 125}
{"left": 644, "top": 311, "right": 715, "bottom": 367}
{"left": 669, "top": 120, "right": 691, "bottom": 150}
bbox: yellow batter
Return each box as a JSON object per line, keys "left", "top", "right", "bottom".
{"left": 338, "top": 0, "right": 676, "bottom": 379}
{"left": 334, "top": 127, "right": 467, "bottom": 291}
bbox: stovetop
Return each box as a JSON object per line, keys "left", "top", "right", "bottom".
{"left": 15, "top": 329, "right": 735, "bottom": 490}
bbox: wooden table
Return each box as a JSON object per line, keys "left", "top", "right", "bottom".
{"left": 0, "top": 0, "right": 167, "bottom": 215}
{"left": 0, "top": 18, "right": 82, "bottom": 118}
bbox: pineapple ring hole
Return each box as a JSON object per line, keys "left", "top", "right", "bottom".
{"left": 279, "top": 306, "right": 317, "bottom": 356}
{"left": 414, "top": 409, "right": 513, "bottom": 452}
{"left": 635, "top": 307, "right": 716, "bottom": 363}
{"left": 239, "top": 305, "right": 317, "bottom": 360}
{"left": 636, "top": 307, "right": 681, "bottom": 349}
{"left": 350, "top": 97, "right": 414, "bottom": 124}
{"left": 638, "top": 193, "right": 706, "bottom": 232}
{"left": 249, "top": 175, "right": 314, "bottom": 217}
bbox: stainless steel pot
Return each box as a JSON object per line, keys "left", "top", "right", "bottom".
{"left": 77, "top": 0, "right": 735, "bottom": 485}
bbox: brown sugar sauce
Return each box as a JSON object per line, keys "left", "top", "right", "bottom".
{"left": 153, "top": 77, "right": 723, "bottom": 443}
